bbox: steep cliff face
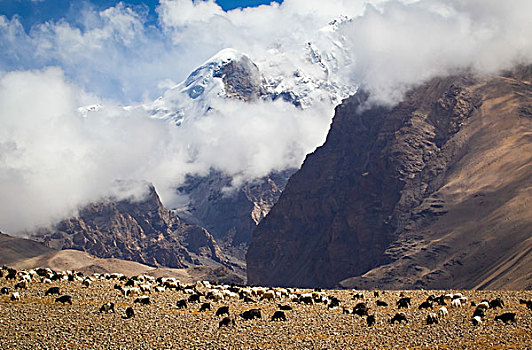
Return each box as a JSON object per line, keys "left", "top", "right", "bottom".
{"left": 32, "top": 187, "right": 231, "bottom": 270}
{"left": 177, "top": 170, "right": 293, "bottom": 255}
{"left": 247, "top": 69, "right": 532, "bottom": 289}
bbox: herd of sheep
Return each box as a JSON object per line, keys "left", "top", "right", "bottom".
{"left": 1, "top": 265, "right": 531, "bottom": 331}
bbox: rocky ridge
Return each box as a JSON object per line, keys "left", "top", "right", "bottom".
{"left": 247, "top": 67, "right": 532, "bottom": 289}
{"left": 31, "top": 186, "right": 236, "bottom": 273}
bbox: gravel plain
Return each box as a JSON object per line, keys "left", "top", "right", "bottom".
{"left": 1, "top": 276, "right": 531, "bottom": 349}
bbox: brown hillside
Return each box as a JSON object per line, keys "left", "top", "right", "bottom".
{"left": 247, "top": 68, "right": 532, "bottom": 289}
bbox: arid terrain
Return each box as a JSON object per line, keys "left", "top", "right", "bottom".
{"left": 1, "top": 269, "right": 531, "bottom": 349}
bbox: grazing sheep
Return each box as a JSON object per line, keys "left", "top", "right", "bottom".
{"left": 397, "top": 297, "right": 411, "bottom": 309}
{"left": 176, "top": 299, "right": 188, "bottom": 309}
{"left": 271, "top": 311, "right": 287, "bottom": 321}
{"left": 45, "top": 287, "right": 61, "bottom": 296}
{"left": 299, "top": 296, "right": 314, "bottom": 305}
{"left": 390, "top": 312, "right": 408, "bottom": 324}
{"left": 99, "top": 302, "right": 115, "bottom": 313}
{"left": 188, "top": 294, "right": 201, "bottom": 303}
{"left": 494, "top": 313, "right": 516, "bottom": 324}
{"left": 1, "top": 287, "right": 10, "bottom": 295}
{"left": 353, "top": 303, "right": 370, "bottom": 317}
{"left": 328, "top": 297, "right": 340, "bottom": 309}
{"left": 199, "top": 302, "right": 211, "bottom": 312}
{"left": 5, "top": 269, "right": 17, "bottom": 280}
{"left": 426, "top": 313, "right": 439, "bottom": 325}
{"left": 353, "top": 292, "right": 364, "bottom": 300}
{"left": 476, "top": 301, "right": 490, "bottom": 310}
{"left": 279, "top": 304, "right": 292, "bottom": 311}
{"left": 490, "top": 298, "right": 504, "bottom": 309}
{"left": 419, "top": 301, "right": 433, "bottom": 310}
{"left": 10, "top": 292, "right": 20, "bottom": 301}
{"left": 376, "top": 300, "right": 388, "bottom": 307}
{"left": 262, "top": 290, "right": 276, "bottom": 301}
{"left": 55, "top": 295, "right": 72, "bottom": 305}
{"left": 451, "top": 299, "right": 462, "bottom": 308}
{"left": 82, "top": 279, "right": 92, "bottom": 288}
{"left": 139, "top": 284, "right": 151, "bottom": 294}
{"left": 14, "top": 281, "right": 29, "bottom": 290}
{"left": 218, "top": 317, "right": 235, "bottom": 328}
{"left": 216, "top": 306, "right": 230, "bottom": 317}
{"left": 241, "top": 309, "right": 262, "bottom": 320}
{"left": 473, "top": 307, "right": 486, "bottom": 319}
{"left": 438, "top": 306, "right": 449, "bottom": 318}
{"left": 366, "top": 315, "right": 376, "bottom": 327}
{"left": 472, "top": 315, "right": 483, "bottom": 326}
{"left": 134, "top": 296, "right": 151, "bottom": 305}
{"left": 125, "top": 307, "right": 135, "bottom": 319}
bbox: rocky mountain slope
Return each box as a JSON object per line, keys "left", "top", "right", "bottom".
{"left": 31, "top": 186, "right": 240, "bottom": 275}
{"left": 177, "top": 169, "right": 294, "bottom": 253}
{"left": 247, "top": 67, "right": 532, "bottom": 290}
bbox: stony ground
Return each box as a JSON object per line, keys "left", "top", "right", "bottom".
{"left": 0, "top": 277, "right": 531, "bottom": 349}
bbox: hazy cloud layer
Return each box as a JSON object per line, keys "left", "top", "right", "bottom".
{"left": 1, "top": 0, "right": 531, "bottom": 234}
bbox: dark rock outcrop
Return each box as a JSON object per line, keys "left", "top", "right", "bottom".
{"left": 177, "top": 170, "right": 294, "bottom": 262}
{"left": 32, "top": 186, "right": 232, "bottom": 270}
{"left": 214, "top": 55, "right": 263, "bottom": 101}
{"left": 247, "top": 68, "right": 532, "bottom": 289}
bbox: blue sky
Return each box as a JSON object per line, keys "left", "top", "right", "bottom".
{"left": 0, "top": 0, "right": 280, "bottom": 30}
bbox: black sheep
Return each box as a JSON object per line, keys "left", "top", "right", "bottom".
{"left": 0, "top": 287, "right": 9, "bottom": 295}
{"left": 55, "top": 295, "right": 72, "bottom": 305}
{"left": 271, "top": 311, "right": 287, "bottom": 321}
{"left": 418, "top": 301, "right": 433, "bottom": 310}
{"left": 352, "top": 303, "right": 369, "bottom": 317}
{"left": 45, "top": 287, "right": 61, "bottom": 296}
{"left": 125, "top": 307, "right": 135, "bottom": 319}
{"left": 396, "top": 297, "right": 411, "bottom": 309}
{"left": 376, "top": 300, "right": 388, "bottom": 307}
{"left": 216, "top": 306, "right": 230, "bottom": 317}
{"left": 328, "top": 297, "right": 340, "bottom": 309}
{"left": 199, "top": 302, "right": 211, "bottom": 312}
{"left": 489, "top": 298, "right": 504, "bottom": 309}
{"left": 426, "top": 313, "right": 438, "bottom": 325}
{"left": 134, "top": 297, "right": 151, "bottom": 305}
{"left": 188, "top": 294, "right": 201, "bottom": 303}
{"left": 176, "top": 299, "right": 188, "bottom": 309}
{"left": 366, "top": 315, "right": 376, "bottom": 326}
{"left": 218, "top": 317, "right": 235, "bottom": 328}
{"left": 390, "top": 312, "right": 408, "bottom": 324}
{"left": 279, "top": 304, "right": 292, "bottom": 311}
{"left": 99, "top": 302, "right": 115, "bottom": 313}
{"left": 241, "top": 308, "right": 262, "bottom": 320}
{"left": 494, "top": 312, "right": 516, "bottom": 324}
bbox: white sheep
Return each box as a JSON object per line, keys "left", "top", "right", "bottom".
{"left": 472, "top": 315, "right": 482, "bottom": 326}
{"left": 10, "top": 292, "right": 20, "bottom": 301}
{"left": 139, "top": 284, "right": 151, "bottom": 293}
{"left": 451, "top": 299, "right": 462, "bottom": 308}
{"left": 476, "top": 301, "right": 489, "bottom": 310}
{"left": 261, "top": 290, "right": 276, "bottom": 301}
{"left": 438, "top": 306, "right": 449, "bottom": 318}
{"left": 82, "top": 279, "right": 92, "bottom": 288}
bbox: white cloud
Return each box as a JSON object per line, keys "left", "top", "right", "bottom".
{"left": 340, "top": 0, "right": 532, "bottom": 105}
{"left": 0, "top": 67, "right": 333, "bottom": 234}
